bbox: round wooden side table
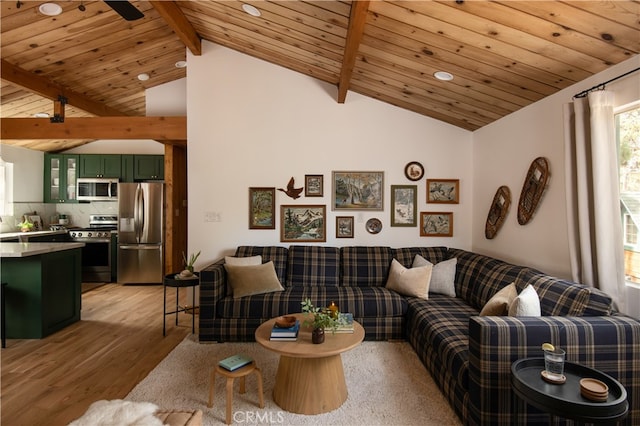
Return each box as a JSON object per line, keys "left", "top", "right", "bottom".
{"left": 163, "top": 273, "right": 199, "bottom": 336}
{"left": 511, "top": 357, "right": 628, "bottom": 424}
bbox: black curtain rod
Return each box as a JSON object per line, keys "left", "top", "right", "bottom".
{"left": 573, "top": 66, "right": 640, "bottom": 99}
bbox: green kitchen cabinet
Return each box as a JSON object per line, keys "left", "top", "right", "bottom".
{"left": 44, "top": 154, "right": 79, "bottom": 203}
{"left": 134, "top": 155, "right": 164, "bottom": 180}
{"left": 79, "top": 154, "right": 121, "bottom": 178}
{"left": 1, "top": 247, "right": 82, "bottom": 338}
{"left": 121, "top": 154, "right": 135, "bottom": 182}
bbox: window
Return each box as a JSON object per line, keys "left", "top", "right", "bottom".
{"left": 618, "top": 104, "right": 640, "bottom": 284}
{"left": 624, "top": 213, "right": 638, "bottom": 246}
{"left": 0, "top": 158, "right": 14, "bottom": 216}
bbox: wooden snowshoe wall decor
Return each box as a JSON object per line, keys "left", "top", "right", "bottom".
{"left": 517, "top": 157, "right": 550, "bottom": 225}
{"left": 485, "top": 185, "right": 511, "bottom": 239}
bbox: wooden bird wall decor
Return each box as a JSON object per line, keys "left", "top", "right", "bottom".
{"left": 278, "top": 177, "right": 304, "bottom": 199}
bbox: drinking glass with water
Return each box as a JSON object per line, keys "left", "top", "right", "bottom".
{"left": 542, "top": 343, "right": 566, "bottom": 381}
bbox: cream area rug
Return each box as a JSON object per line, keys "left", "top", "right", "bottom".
{"left": 126, "top": 335, "right": 462, "bottom": 426}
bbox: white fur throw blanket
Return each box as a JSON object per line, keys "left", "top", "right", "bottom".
{"left": 69, "top": 399, "right": 166, "bottom": 426}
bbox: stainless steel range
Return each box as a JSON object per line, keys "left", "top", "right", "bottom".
{"left": 69, "top": 214, "right": 117, "bottom": 282}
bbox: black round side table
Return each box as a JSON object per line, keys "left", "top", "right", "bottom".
{"left": 163, "top": 273, "right": 199, "bottom": 336}
{"left": 511, "top": 358, "right": 628, "bottom": 424}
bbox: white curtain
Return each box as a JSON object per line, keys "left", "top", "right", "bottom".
{"left": 564, "top": 90, "right": 626, "bottom": 312}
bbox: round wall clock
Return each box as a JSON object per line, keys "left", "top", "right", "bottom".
{"left": 404, "top": 162, "right": 424, "bottom": 181}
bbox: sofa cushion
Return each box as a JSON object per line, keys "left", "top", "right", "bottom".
{"left": 391, "top": 246, "right": 448, "bottom": 268}
{"left": 508, "top": 284, "right": 541, "bottom": 316}
{"left": 341, "top": 246, "right": 393, "bottom": 287}
{"left": 385, "top": 259, "right": 432, "bottom": 298}
{"left": 405, "top": 295, "right": 476, "bottom": 416}
{"left": 225, "top": 255, "right": 261, "bottom": 266}
{"left": 216, "top": 286, "right": 407, "bottom": 319}
{"left": 480, "top": 282, "right": 517, "bottom": 316}
{"left": 413, "top": 255, "right": 457, "bottom": 297}
{"left": 286, "top": 245, "right": 340, "bottom": 287}
{"left": 224, "top": 261, "right": 284, "bottom": 299}
{"left": 235, "top": 246, "right": 289, "bottom": 285}
{"left": 516, "top": 268, "right": 592, "bottom": 316}
{"left": 449, "top": 248, "right": 522, "bottom": 311}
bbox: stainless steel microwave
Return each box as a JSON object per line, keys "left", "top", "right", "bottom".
{"left": 77, "top": 178, "right": 119, "bottom": 201}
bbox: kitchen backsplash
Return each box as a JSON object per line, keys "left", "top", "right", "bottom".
{"left": 1, "top": 201, "right": 118, "bottom": 232}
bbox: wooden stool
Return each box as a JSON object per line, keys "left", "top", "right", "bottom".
{"left": 208, "top": 362, "right": 264, "bottom": 425}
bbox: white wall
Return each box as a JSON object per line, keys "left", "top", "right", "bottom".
{"left": 187, "top": 42, "right": 473, "bottom": 267}
{"left": 472, "top": 56, "right": 640, "bottom": 280}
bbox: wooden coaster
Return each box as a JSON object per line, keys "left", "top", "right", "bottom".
{"left": 541, "top": 370, "right": 566, "bottom": 384}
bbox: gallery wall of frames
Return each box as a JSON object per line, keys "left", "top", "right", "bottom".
{"left": 248, "top": 163, "right": 459, "bottom": 243}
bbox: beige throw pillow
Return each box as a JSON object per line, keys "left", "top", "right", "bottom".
{"left": 412, "top": 255, "right": 457, "bottom": 297}
{"left": 224, "top": 255, "right": 262, "bottom": 266}
{"left": 224, "top": 261, "right": 284, "bottom": 299}
{"left": 480, "top": 282, "right": 517, "bottom": 316}
{"left": 508, "top": 284, "right": 541, "bottom": 317}
{"left": 385, "top": 258, "right": 433, "bottom": 299}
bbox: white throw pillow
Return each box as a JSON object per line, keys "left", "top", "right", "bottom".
{"left": 224, "top": 255, "right": 262, "bottom": 266}
{"left": 412, "top": 255, "right": 457, "bottom": 297}
{"left": 480, "top": 282, "right": 517, "bottom": 316}
{"left": 385, "top": 258, "right": 433, "bottom": 299}
{"left": 224, "top": 261, "right": 284, "bottom": 299}
{"left": 508, "top": 284, "right": 541, "bottom": 317}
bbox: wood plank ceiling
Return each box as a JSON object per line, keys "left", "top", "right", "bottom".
{"left": 1, "top": 1, "right": 639, "bottom": 152}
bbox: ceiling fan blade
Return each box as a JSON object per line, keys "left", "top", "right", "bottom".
{"left": 104, "top": 1, "right": 144, "bottom": 21}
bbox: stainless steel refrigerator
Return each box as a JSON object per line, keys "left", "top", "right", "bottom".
{"left": 117, "top": 182, "right": 164, "bottom": 284}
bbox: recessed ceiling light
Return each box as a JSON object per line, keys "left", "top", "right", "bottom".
{"left": 242, "top": 3, "right": 261, "bottom": 17}
{"left": 38, "top": 2, "right": 62, "bottom": 16}
{"left": 137, "top": 73, "right": 150, "bottom": 81}
{"left": 33, "top": 112, "right": 50, "bottom": 118}
{"left": 434, "top": 71, "right": 454, "bottom": 81}
{"left": 175, "top": 61, "right": 187, "bottom": 69}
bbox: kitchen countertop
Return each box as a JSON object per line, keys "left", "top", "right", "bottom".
{"left": 0, "top": 242, "right": 85, "bottom": 258}
{"left": 0, "top": 229, "right": 69, "bottom": 242}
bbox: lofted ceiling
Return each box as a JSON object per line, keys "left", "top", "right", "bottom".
{"left": 1, "top": 0, "right": 639, "bottom": 152}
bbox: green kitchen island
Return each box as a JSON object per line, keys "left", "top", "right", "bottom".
{"left": 1, "top": 242, "right": 84, "bottom": 338}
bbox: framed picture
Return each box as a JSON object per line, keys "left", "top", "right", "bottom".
{"left": 336, "top": 216, "right": 354, "bottom": 238}
{"left": 249, "top": 187, "right": 275, "bottom": 229}
{"left": 281, "top": 204, "right": 326, "bottom": 242}
{"left": 420, "top": 212, "right": 453, "bottom": 237}
{"left": 332, "top": 171, "right": 384, "bottom": 210}
{"left": 404, "top": 161, "right": 424, "bottom": 181}
{"left": 427, "top": 179, "right": 459, "bottom": 204}
{"left": 390, "top": 185, "right": 417, "bottom": 227}
{"left": 305, "top": 174, "right": 324, "bottom": 197}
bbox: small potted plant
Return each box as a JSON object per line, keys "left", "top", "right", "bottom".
{"left": 301, "top": 298, "right": 339, "bottom": 344}
{"left": 17, "top": 219, "right": 34, "bottom": 232}
{"left": 179, "top": 250, "right": 201, "bottom": 278}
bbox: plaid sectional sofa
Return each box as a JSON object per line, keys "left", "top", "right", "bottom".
{"left": 199, "top": 245, "right": 640, "bottom": 425}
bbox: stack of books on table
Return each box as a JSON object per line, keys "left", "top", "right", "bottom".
{"left": 334, "top": 313, "right": 354, "bottom": 334}
{"left": 270, "top": 320, "right": 300, "bottom": 341}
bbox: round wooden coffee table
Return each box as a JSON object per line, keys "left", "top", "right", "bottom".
{"left": 255, "top": 313, "right": 365, "bottom": 415}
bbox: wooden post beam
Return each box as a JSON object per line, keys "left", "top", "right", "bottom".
{"left": 337, "top": 1, "right": 369, "bottom": 103}
{"left": 150, "top": 1, "right": 202, "bottom": 56}
{"left": 1, "top": 116, "right": 186, "bottom": 140}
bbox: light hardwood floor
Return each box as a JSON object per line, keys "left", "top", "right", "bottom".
{"left": 1, "top": 283, "right": 191, "bottom": 425}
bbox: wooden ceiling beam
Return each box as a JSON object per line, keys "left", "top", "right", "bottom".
{"left": 1, "top": 116, "right": 186, "bottom": 141}
{"left": 0, "top": 59, "right": 127, "bottom": 117}
{"left": 337, "top": 1, "right": 369, "bottom": 103}
{"left": 150, "top": 1, "right": 202, "bottom": 56}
